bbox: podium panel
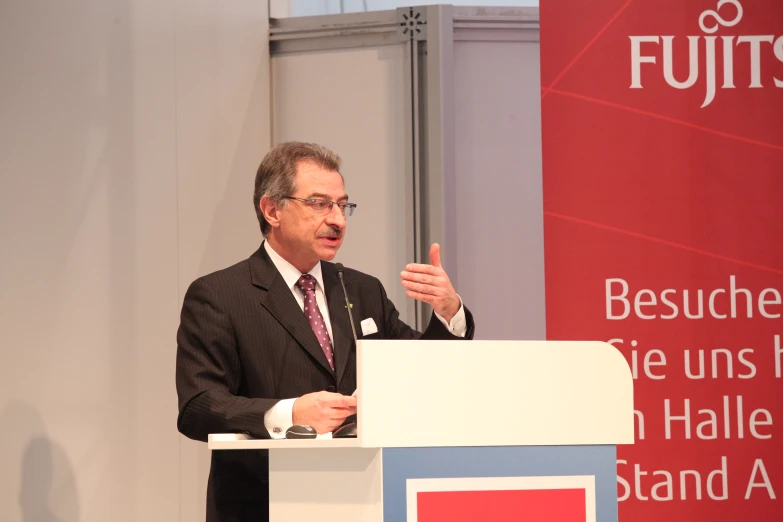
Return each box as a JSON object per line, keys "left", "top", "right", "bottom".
{"left": 254, "top": 443, "right": 616, "bottom": 522}
{"left": 269, "top": 448, "right": 383, "bottom": 522}
{"left": 208, "top": 339, "right": 633, "bottom": 522}
{"left": 357, "top": 340, "right": 633, "bottom": 447}
{"left": 386, "top": 446, "right": 615, "bottom": 522}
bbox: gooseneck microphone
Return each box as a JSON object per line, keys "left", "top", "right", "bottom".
{"left": 334, "top": 263, "right": 358, "bottom": 344}
{"left": 333, "top": 263, "right": 359, "bottom": 439}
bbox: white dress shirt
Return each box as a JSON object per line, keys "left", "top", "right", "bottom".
{"left": 262, "top": 240, "right": 467, "bottom": 438}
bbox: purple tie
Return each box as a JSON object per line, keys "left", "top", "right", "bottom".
{"left": 296, "top": 274, "right": 334, "bottom": 370}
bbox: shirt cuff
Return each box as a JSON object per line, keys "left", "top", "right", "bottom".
{"left": 433, "top": 295, "right": 467, "bottom": 337}
{"left": 264, "top": 398, "right": 296, "bottom": 439}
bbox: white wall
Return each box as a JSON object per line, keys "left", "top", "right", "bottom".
{"left": 0, "top": 1, "right": 270, "bottom": 521}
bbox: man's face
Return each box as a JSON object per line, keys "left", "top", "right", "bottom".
{"left": 273, "top": 161, "right": 348, "bottom": 271}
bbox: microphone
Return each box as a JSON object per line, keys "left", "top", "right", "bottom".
{"left": 334, "top": 263, "right": 358, "bottom": 344}
{"left": 333, "top": 262, "right": 359, "bottom": 439}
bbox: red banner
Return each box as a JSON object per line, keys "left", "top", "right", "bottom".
{"left": 540, "top": 0, "right": 783, "bottom": 520}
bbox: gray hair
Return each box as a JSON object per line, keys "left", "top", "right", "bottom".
{"left": 253, "top": 141, "right": 342, "bottom": 236}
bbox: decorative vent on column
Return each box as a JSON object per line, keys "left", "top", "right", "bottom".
{"left": 397, "top": 7, "right": 426, "bottom": 41}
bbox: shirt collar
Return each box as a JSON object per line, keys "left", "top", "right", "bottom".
{"left": 264, "top": 240, "right": 325, "bottom": 294}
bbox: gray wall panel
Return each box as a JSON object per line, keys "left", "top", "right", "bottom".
{"left": 272, "top": 46, "right": 414, "bottom": 325}
{"left": 451, "top": 39, "right": 546, "bottom": 340}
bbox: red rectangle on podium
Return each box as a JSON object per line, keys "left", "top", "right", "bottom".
{"left": 407, "top": 475, "right": 595, "bottom": 522}
{"left": 417, "top": 488, "right": 586, "bottom": 522}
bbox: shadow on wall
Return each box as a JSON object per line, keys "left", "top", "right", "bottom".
{"left": 2, "top": 0, "right": 136, "bottom": 518}
{"left": 0, "top": 402, "right": 80, "bottom": 522}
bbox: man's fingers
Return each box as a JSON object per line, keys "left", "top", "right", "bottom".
{"left": 296, "top": 392, "right": 358, "bottom": 432}
{"left": 328, "top": 403, "right": 356, "bottom": 411}
{"left": 401, "top": 279, "right": 442, "bottom": 296}
{"left": 325, "top": 395, "right": 357, "bottom": 408}
{"left": 314, "top": 394, "right": 357, "bottom": 417}
{"left": 429, "top": 243, "right": 442, "bottom": 269}
{"left": 400, "top": 271, "right": 441, "bottom": 285}
{"left": 319, "top": 392, "right": 357, "bottom": 404}
{"left": 341, "top": 396, "right": 357, "bottom": 407}
{"left": 403, "top": 263, "right": 442, "bottom": 276}
{"left": 405, "top": 289, "right": 436, "bottom": 305}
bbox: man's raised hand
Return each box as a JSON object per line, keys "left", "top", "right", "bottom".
{"left": 400, "top": 243, "right": 461, "bottom": 323}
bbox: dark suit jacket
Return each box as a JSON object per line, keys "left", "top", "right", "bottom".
{"left": 175, "top": 243, "right": 475, "bottom": 522}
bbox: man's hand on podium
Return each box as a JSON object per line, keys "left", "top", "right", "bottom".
{"left": 292, "top": 391, "right": 357, "bottom": 434}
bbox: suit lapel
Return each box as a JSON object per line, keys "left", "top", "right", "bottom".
{"left": 322, "top": 262, "right": 355, "bottom": 386}
{"left": 249, "top": 245, "right": 334, "bottom": 375}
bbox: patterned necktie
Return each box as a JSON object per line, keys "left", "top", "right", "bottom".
{"left": 295, "top": 274, "right": 335, "bottom": 370}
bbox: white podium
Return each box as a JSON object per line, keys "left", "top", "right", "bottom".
{"left": 209, "top": 340, "right": 634, "bottom": 522}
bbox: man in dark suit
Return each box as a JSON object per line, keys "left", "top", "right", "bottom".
{"left": 175, "top": 142, "right": 475, "bottom": 522}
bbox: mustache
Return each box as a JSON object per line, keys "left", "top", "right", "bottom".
{"left": 316, "top": 228, "right": 343, "bottom": 238}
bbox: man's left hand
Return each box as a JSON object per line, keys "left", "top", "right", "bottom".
{"left": 400, "top": 243, "right": 461, "bottom": 323}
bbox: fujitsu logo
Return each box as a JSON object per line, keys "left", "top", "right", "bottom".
{"left": 630, "top": 0, "right": 783, "bottom": 108}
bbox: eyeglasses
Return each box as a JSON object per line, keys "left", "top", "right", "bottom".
{"left": 283, "top": 196, "right": 357, "bottom": 216}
